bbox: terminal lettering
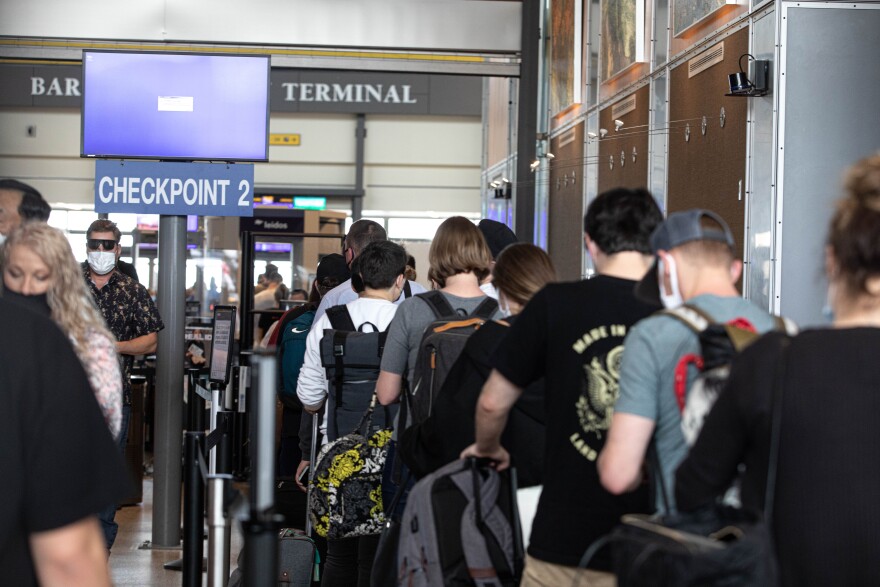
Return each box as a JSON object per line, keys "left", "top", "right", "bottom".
{"left": 282, "top": 82, "right": 418, "bottom": 104}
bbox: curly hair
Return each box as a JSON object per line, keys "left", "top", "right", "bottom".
{"left": 828, "top": 152, "right": 880, "bottom": 298}
{"left": 1, "top": 222, "right": 116, "bottom": 360}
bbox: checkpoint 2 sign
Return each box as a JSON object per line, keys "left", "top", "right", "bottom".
{"left": 94, "top": 160, "right": 254, "bottom": 217}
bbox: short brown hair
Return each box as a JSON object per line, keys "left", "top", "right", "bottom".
{"left": 828, "top": 152, "right": 880, "bottom": 297}
{"left": 676, "top": 216, "right": 735, "bottom": 267}
{"left": 492, "top": 243, "right": 557, "bottom": 306}
{"left": 86, "top": 218, "right": 122, "bottom": 242}
{"left": 427, "top": 216, "right": 492, "bottom": 287}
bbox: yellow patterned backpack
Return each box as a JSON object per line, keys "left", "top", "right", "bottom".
{"left": 309, "top": 394, "right": 392, "bottom": 539}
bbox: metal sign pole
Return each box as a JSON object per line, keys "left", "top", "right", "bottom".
{"left": 153, "top": 215, "right": 187, "bottom": 547}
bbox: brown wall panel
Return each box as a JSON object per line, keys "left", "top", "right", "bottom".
{"left": 548, "top": 121, "right": 585, "bottom": 281}
{"left": 597, "top": 85, "right": 651, "bottom": 194}
{"left": 668, "top": 27, "right": 749, "bottom": 264}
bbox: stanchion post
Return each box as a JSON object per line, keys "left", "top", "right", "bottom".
{"left": 207, "top": 474, "right": 232, "bottom": 587}
{"left": 183, "top": 431, "right": 206, "bottom": 587}
{"left": 216, "top": 411, "right": 233, "bottom": 475}
{"left": 243, "top": 352, "right": 279, "bottom": 587}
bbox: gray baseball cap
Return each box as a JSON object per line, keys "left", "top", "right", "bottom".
{"left": 634, "top": 209, "right": 735, "bottom": 305}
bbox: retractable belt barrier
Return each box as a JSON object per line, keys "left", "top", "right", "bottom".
{"left": 178, "top": 368, "right": 238, "bottom": 587}
{"left": 178, "top": 354, "right": 280, "bottom": 587}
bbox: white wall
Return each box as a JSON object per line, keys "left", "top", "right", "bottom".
{"left": 0, "top": 0, "right": 520, "bottom": 53}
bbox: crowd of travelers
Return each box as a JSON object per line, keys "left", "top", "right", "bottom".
{"left": 2, "top": 151, "right": 880, "bottom": 586}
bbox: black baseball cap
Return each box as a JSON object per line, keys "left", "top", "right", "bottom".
{"left": 634, "top": 209, "right": 735, "bottom": 305}
{"left": 316, "top": 253, "right": 351, "bottom": 283}
{"left": 478, "top": 219, "right": 518, "bottom": 259}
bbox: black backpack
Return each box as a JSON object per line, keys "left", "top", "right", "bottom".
{"left": 405, "top": 291, "right": 498, "bottom": 427}
{"left": 319, "top": 305, "right": 396, "bottom": 441}
{"left": 661, "top": 304, "right": 796, "bottom": 446}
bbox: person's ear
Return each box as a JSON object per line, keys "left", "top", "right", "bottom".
{"left": 730, "top": 258, "right": 743, "bottom": 284}
{"left": 825, "top": 245, "right": 839, "bottom": 280}
{"left": 658, "top": 250, "right": 673, "bottom": 295}
{"left": 396, "top": 273, "right": 406, "bottom": 289}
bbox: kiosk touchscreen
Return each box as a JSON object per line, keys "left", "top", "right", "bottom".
{"left": 209, "top": 305, "right": 236, "bottom": 386}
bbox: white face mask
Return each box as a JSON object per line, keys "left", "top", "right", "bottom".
{"left": 658, "top": 256, "right": 684, "bottom": 309}
{"left": 0, "top": 233, "right": 6, "bottom": 247}
{"left": 88, "top": 250, "right": 117, "bottom": 275}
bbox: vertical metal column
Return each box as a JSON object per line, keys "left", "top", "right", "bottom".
{"left": 243, "top": 352, "right": 280, "bottom": 587}
{"left": 352, "top": 113, "right": 366, "bottom": 221}
{"left": 153, "top": 215, "right": 187, "bottom": 547}
{"left": 515, "top": 0, "right": 541, "bottom": 244}
{"left": 240, "top": 229, "right": 255, "bottom": 350}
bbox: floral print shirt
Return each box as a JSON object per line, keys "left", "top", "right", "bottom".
{"left": 84, "top": 264, "right": 164, "bottom": 404}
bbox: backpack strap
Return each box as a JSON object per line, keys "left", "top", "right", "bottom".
{"left": 673, "top": 354, "right": 704, "bottom": 413}
{"left": 662, "top": 305, "right": 711, "bottom": 414}
{"left": 773, "top": 315, "right": 799, "bottom": 336}
{"left": 326, "top": 306, "right": 356, "bottom": 439}
{"left": 659, "top": 304, "right": 712, "bottom": 333}
{"left": 403, "top": 280, "right": 412, "bottom": 299}
{"left": 471, "top": 297, "right": 499, "bottom": 320}
{"left": 416, "top": 290, "right": 457, "bottom": 319}
{"left": 450, "top": 461, "right": 514, "bottom": 587}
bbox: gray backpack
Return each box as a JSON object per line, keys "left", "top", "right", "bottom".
{"left": 397, "top": 458, "right": 524, "bottom": 587}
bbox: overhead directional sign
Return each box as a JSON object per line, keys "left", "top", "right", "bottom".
{"left": 94, "top": 160, "right": 254, "bottom": 217}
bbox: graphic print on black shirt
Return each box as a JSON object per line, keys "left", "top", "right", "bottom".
{"left": 572, "top": 329, "right": 627, "bottom": 461}
{"left": 490, "top": 276, "right": 656, "bottom": 569}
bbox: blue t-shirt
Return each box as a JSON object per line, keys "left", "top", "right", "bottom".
{"left": 615, "top": 294, "right": 779, "bottom": 513}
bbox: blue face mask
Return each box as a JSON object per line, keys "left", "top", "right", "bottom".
{"left": 3, "top": 290, "right": 51, "bottom": 316}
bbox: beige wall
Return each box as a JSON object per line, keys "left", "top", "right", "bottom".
{"left": 0, "top": 109, "right": 482, "bottom": 215}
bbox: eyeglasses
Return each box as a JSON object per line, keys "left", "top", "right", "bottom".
{"left": 87, "top": 238, "right": 117, "bottom": 251}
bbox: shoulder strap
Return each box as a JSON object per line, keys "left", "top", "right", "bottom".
{"left": 659, "top": 304, "right": 712, "bottom": 333}
{"left": 765, "top": 335, "right": 791, "bottom": 529}
{"left": 773, "top": 315, "right": 799, "bottom": 336}
{"left": 471, "top": 297, "right": 499, "bottom": 320}
{"left": 403, "top": 280, "right": 412, "bottom": 299}
{"left": 416, "top": 290, "right": 457, "bottom": 319}
{"left": 326, "top": 305, "right": 356, "bottom": 332}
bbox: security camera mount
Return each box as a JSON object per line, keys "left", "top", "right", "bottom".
{"left": 726, "top": 54, "right": 770, "bottom": 97}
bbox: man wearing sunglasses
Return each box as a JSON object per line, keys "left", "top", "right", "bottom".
{"left": 82, "top": 218, "right": 164, "bottom": 551}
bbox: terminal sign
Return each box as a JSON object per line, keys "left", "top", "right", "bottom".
{"left": 94, "top": 160, "right": 254, "bottom": 217}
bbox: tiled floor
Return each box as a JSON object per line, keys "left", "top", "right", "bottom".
{"left": 110, "top": 477, "right": 243, "bottom": 586}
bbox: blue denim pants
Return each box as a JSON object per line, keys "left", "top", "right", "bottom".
{"left": 99, "top": 403, "right": 131, "bottom": 550}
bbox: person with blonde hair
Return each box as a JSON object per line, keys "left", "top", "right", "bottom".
{"left": 1, "top": 222, "right": 122, "bottom": 438}
{"left": 676, "top": 153, "right": 880, "bottom": 585}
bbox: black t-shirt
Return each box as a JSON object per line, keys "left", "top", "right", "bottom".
{"left": 491, "top": 276, "right": 657, "bottom": 568}
{"left": 0, "top": 300, "right": 130, "bottom": 586}
{"left": 676, "top": 329, "right": 880, "bottom": 586}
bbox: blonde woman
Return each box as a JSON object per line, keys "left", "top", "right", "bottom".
{"left": 2, "top": 222, "right": 122, "bottom": 438}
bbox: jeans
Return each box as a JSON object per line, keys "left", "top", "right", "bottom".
{"left": 321, "top": 534, "right": 380, "bottom": 587}
{"left": 99, "top": 403, "right": 131, "bottom": 550}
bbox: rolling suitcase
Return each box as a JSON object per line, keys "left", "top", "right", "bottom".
{"left": 278, "top": 528, "right": 320, "bottom": 586}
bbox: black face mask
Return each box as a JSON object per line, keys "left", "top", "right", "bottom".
{"left": 2, "top": 290, "right": 51, "bottom": 317}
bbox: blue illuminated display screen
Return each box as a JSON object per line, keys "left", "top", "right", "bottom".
{"left": 81, "top": 51, "right": 270, "bottom": 162}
